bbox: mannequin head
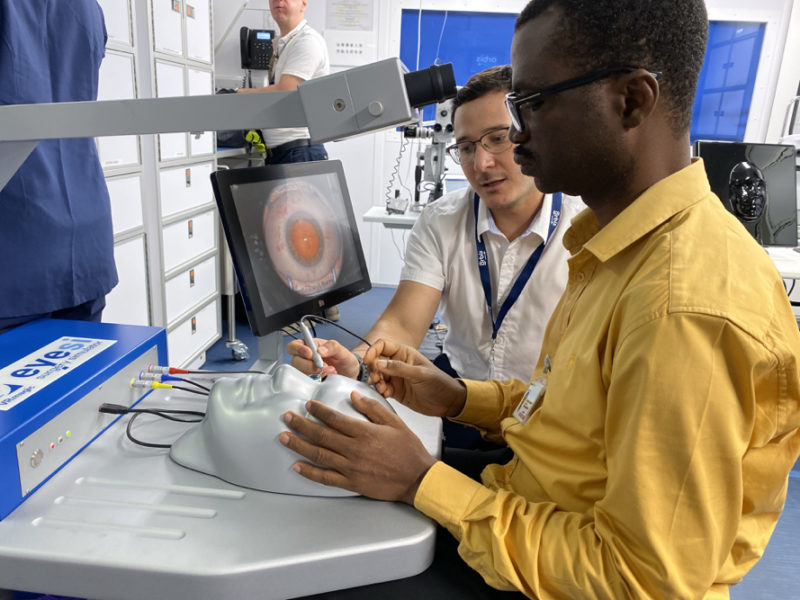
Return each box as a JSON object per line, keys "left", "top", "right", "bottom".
{"left": 170, "top": 364, "right": 394, "bottom": 496}
{"left": 729, "top": 161, "right": 767, "bottom": 222}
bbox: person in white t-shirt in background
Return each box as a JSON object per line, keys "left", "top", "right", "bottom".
{"left": 238, "top": 0, "right": 338, "bottom": 318}
{"left": 287, "top": 65, "right": 584, "bottom": 448}
{"left": 238, "top": 0, "right": 329, "bottom": 164}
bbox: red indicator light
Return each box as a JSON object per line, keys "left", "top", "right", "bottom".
{"left": 50, "top": 443, "right": 56, "bottom": 450}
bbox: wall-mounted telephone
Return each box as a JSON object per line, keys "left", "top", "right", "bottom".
{"left": 240, "top": 27, "right": 275, "bottom": 70}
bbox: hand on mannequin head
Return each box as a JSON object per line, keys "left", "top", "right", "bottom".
{"left": 286, "top": 337, "right": 361, "bottom": 378}
{"left": 280, "top": 390, "right": 437, "bottom": 504}
{"left": 170, "top": 364, "right": 395, "bottom": 497}
{"left": 364, "top": 338, "right": 467, "bottom": 418}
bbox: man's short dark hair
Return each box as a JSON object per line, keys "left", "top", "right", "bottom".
{"left": 451, "top": 65, "right": 513, "bottom": 123}
{"left": 516, "top": 0, "right": 708, "bottom": 134}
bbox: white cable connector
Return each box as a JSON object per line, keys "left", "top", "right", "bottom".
{"left": 138, "top": 371, "right": 161, "bottom": 381}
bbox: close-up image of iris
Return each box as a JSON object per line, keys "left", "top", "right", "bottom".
{"left": 262, "top": 180, "right": 344, "bottom": 296}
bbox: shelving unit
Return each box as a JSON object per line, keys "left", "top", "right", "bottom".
{"left": 97, "top": 0, "right": 221, "bottom": 367}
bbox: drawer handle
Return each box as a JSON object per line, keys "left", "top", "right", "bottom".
{"left": 191, "top": 316, "right": 197, "bottom": 334}
{"left": 185, "top": 167, "right": 192, "bottom": 187}
{"left": 171, "top": 0, "right": 181, "bottom": 13}
{"left": 189, "top": 269, "right": 195, "bottom": 287}
{"left": 187, "top": 219, "right": 194, "bottom": 239}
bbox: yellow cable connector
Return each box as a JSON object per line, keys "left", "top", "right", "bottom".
{"left": 151, "top": 381, "right": 173, "bottom": 390}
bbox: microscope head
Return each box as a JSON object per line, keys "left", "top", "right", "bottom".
{"left": 169, "top": 364, "right": 395, "bottom": 496}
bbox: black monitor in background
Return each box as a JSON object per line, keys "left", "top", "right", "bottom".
{"left": 693, "top": 140, "right": 797, "bottom": 247}
{"left": 211, "top": 160, "right": 371, "bottom": 337}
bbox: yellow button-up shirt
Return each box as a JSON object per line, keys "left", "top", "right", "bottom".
{"left": 414, "top": 160, "right": 800, "bottom": 599}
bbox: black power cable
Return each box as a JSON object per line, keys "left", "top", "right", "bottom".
{"left": 304, "top": 315, "right": 373, "bottom": 348}
{"left": 99, "top": 403, "right": 205, "bottom": 449}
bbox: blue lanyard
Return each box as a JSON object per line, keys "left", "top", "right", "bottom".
{"left": 474, "top": 192, "right": 562, "bottom": 341}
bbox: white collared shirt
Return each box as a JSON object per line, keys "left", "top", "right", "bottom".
{"left": 401, "top": 187, "right": 585, "bottom": 382}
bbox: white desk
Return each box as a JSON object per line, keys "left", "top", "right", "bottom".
{"left": 216, "top": 146, "right": 266, "bottom": 169}
{"left": 766, "top": 246, "right": 800, "bottom": 279}
{"left": 363, "top": 205, "right": 422, "bottom": 230}
{"left": 216, "top": 146, "right": 249, "bottom": 159}
{"left": 0, "top": 386, "right": 442, "bottom": 600}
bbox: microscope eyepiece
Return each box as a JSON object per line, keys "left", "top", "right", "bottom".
{"left": 403, "top": 63, "right": 457, "bottom": 109}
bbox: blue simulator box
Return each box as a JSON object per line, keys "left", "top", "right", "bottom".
{"left": 0, "top": 319, "right": 167, "bottom": 519}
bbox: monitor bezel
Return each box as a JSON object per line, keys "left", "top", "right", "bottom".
{"left": 211, "top": 160, "right": 371, "bottom": 337}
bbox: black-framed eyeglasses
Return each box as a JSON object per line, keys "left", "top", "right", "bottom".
{"left": 445, "top": 126, "right": 513, "bottom": 165}
{"left": 504, "top": 66, "right": 662, "bottom": 132}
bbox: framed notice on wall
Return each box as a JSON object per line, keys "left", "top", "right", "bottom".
{"left": 326, "top": 0, "right": 374, "bottom": 31}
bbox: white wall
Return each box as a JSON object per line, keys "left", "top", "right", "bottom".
{"left": 212, "top": 0, "right": 800, "bottom": 286}
{"left": 213, "top": 0, "right": 277, "bottom": 88}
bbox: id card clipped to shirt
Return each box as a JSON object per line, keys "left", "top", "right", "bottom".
{"left": 513, "top": 354, "right": 550, "bottom": 424}
{"left": 512, "top": 377, "right": 546, "bottom": 424}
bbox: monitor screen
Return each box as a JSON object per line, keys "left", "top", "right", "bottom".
{"left": 211, "top": 160, "right": 371, "bottom": 336}
{"left": 693, "top": 141, "right": 797, "bottom": 247}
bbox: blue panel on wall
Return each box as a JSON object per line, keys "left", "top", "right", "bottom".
{"left": 691, "top": 21, "right": 765, "bottom": 143}
{"left": 400, "top": 10, "right": 516, "bottom": 122}
{"left": 399, "top": 11, "right": 764, "bottom": 140}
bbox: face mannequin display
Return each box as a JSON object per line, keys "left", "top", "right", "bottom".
{"left": 170, "top": 364, "right": 395, "bottom": 496}
{"left": 729, "top": 161, "right": 767, "bottom": 222}
{"left": 727, "top": 160, "right": 793, "bottom": 245}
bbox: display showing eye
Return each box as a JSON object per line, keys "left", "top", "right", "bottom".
{"left": 262, "top": 181, "right": 343, "bottom": 297}
{"left": 287, "top": 216, "right": 323, "bottom": 265}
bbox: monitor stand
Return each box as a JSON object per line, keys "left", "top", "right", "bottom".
{"left": 250, "top": 331, "right": 284, "bottom": 374}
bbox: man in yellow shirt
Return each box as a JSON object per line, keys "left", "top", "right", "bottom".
{"left": 279, "top": 0, "right": 800, "bottom": 598}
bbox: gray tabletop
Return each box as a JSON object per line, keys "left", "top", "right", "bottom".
{"left": 0, "top": 388, "right": 442, "bottom": 600}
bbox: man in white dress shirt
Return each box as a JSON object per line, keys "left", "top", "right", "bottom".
{"left": 288, "top": 66, "right": 583, "bottom": 446}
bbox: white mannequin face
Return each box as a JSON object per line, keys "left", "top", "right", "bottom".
{"left": 170, "top": 364, "right": 394, "bottom": 496}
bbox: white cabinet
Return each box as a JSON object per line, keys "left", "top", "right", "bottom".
{"left": 166, "top": 297, "right": 220, "bottom": 367}
{"left": 103, "top": 235, "right": 150, "bottom": 326}
{"left": 152, "top": 0, "right": 183, "bottom": 56}
{"left": 159, "top": 162, "right": 214, "bottom": 217}
{"left": 102, "top": 0, "right": 133, "bottom": 46}
{"left": 152, "top": 0, "right": 212, "bottom": 63}
{"left": 96, "top": 0, "right": 220, "bottom": 367}
{"left": 107, "top": 174, "right": 144, "bottom": 235}
{"left": 161, "top": 210, "right": 217, "bottom": 273}
{"left": 164, "top": 254, "right": 217, "bottom": 324}
{"left": 187, "top": 68, "right": 215, "bottom": 156}
{"left": 185, "top": 0, "right": 212, "bottom": 64}
{"left": 155, "top": 60, "right": 188, "bottom": 161}
{"left": 150, "top": 0, "right": 219, "bottom": 366}
{"left": 96, "top": 50, "right": 140, "bottom": 169}
{"left": 98, "top": 0, "right": 151, "bottom": 331}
